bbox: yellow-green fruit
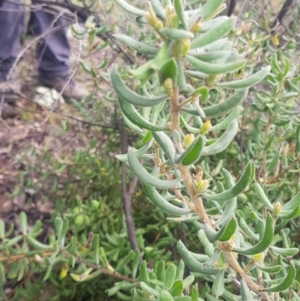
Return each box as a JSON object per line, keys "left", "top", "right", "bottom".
{"left": 90, "top": 200, "right": 100, "bottom": 210}
{"left": 72, "top": 206, "right": 81, "bottom": 214}
{"left": 85, "top": 169, "right": 93, "bottom": 176}
{"left": 75, "top": 214, "right": 85, "bottom": 226}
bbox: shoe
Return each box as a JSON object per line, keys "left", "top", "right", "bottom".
{"left": 0, "top": 63, "right": 21, "bottom": 101}
{"left": 38, "top": 75, "right": 89, "bottom": 100}
{"left": 1, "top": 102, "right": 19, "bottom": 119}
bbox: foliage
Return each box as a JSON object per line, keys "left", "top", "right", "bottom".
{"left": 1, "top": 0, "right": 300, "bottom": 300}
{"left": 109, "top": 0, "right": 300, "bottom": 300}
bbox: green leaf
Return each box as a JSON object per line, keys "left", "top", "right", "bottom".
{"left": 282, "top": 193, "right": 300, "bottom": 211}
{"left": 114, "top": 0, "right": 146, "bottom": 16}
{"left": 238, "top": 217, "right": 259, "bottom": 241}
{"left": 240, "top": 278, "right": 255, "bottom": 301}
{"left": 253, "top": 183, "right": 273, "bottom": 211}
{"left": 264, "top": 263, "right": 296, "bottom": 292}
{"left": 140, "top": 281, "right": 160, "bottom": 296}
{"left": 170, "top": 280, "right": 184, "bottom": 296}
{"left": 191, "top": 18, "right": 235, "bottom": 49}
{"left": 177, "top": 240, "right": 219, "bottom": 275}
{"left": 174, "top": 0, "right": 188, "bottom": 30}
{"left": 212, "top": 269, "right": 225, "bottom": 296}
{"left": 164, "top": 264, "right": 177, "bottom": 290}
{"left": 0, "top": 263, "right": 6, "bottom": 286}
{"left": 204, "top": 218, "right": 237, "bottom": 243}
{"left": 113, "top": 34, "right": 158, "bottom": 55}
{"left": 183, "top": 89, "right": 248, "bottom": 118}
{"left": 200, "top": 119, "right": 239, "bottom": 157}
{"left": 203, "top": 161, "right": 255, "bottom": 201}
{"left": 128, "top": 147, "right": 181, "bottom": 189}
{"left": 183, "top": 275, "right": 195, "bottom": 288}
{"left": 116, "top": 250, "right": 135, "bottom": 271}
{"left": 152, "top": 131, "right": 176, "bottom": 165}
{"left": 218, "top": 67, "right": 270, "bottom": 89}
{"left": 140, "top": 261, "right": 150, "bottom": 283}
{"left": 256, "top": 264, "right": 282, "bottom": 273}
{"left": 270, "top": 246, "right": 299, "bottom": 257}
{"left": 19, "top": 212, "right": 27, "bottom": 235}
{"left": 234, "top": 213, "right": 274, "bottom": 255}
{"left": 188, "top": 0, "right": 224, "bottom": 24}
{"left": 155, "top": 261, "right": 165, "bottom": 282}
{"left": 111, "top": 65, "right": 168, "bottom": 107}
{"left": 186, "top": 55, "right": 245, "bottom": 75}
{"left": 160, "top": 28, "right": 194, "bottom": 40}
{"left": 175, "top": 136, "right": 203, "bottom": 166}
{"left": 159, "top": 59, "right": 178, "bottom": 85}
{"left": 191, "top": 286, "right": 199, "bottom": 301}
{"left": 119, "top": 100, "right": 166, "bottom": 131}
{"left": 205, "top": 294, "right": 219, "bottom": 301}
{"left": 160, "top": 290, "right": 175, "bottom": 301}
{"left": 27, "top": 236, "right": 51, "bottom": 250}
{"left": 176, "top": 260, "right": 185, "bottom": 280}
{"left": 132, "top": 250, "right": 140, "bottom": 279}
{"left": 150, "top": 0, "right": 166, "bottom": 19}
{"left": 210, "top": 106, "right": 243, "bottom": 132}
{"left": 143, "top": 184, "right": 191, "bottom": 215}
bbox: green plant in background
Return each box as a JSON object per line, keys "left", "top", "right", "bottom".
{"left": 110, "top": 0, "right": 300, "bottom": 300}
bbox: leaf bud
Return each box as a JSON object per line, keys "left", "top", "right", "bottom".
{"left": 252, "top": 252, "right": 264, "bottom": 263}
{"left": 190, "top": 18, "right": 202, "bottom": 33}
{"left": 173, "top": 38, "right": 191, "bottom": 57}
{"left": 195, "top": 179, "right": 209, "bottom": 193}
{"left": 183, "top": 133, "right": 195, "bottom": 149}
{"left": 200, "top": 120, "right": 212, "bottom": 135}
{"left": 163, "top": 78, "right": 174, "bottom": 97}
{"left": 145, "top": 13, "right": 164, "bottom": 30}
{"left": 166, "top": 13, "right": 179, "bottom": 28}
{"left": 206, "top": 74, "right": 222, "bottom": 86}
{"left": 165, "top": 4, "right": 174, "bottom": 16}
{"left": 273, "top": 202, "right": 282, "bottom": 217}
{"left": 86, "top": 22, "right": 96, "bottom": 30}
{"left": 59, "top": 264, "right": 69, "bottom": 279}
{"left": 145, "top": 2, "right": 164, "bottom": 30}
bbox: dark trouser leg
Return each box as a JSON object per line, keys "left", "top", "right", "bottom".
{"left": 28, "top": 6, "right": 71, "bottom": 77}
{"left": 0, "top": 0, "right": 24, "bottom": 78}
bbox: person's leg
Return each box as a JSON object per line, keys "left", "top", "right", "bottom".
{"left": 0, "top": 0, "right": 23, "bottom": 118}
{"left": 28, "top": 8, "right": 71, "bottom": 77}
{"left": 28, "top": 8, "right": 88, "bottom": 100}
{"left": 0, "top": 0, "right": 24, "bottom": 83}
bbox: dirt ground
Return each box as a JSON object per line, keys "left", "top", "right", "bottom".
{"left": 0, "top": 21, "right": 115, "bottom": 228}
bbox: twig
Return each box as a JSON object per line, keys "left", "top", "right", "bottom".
{"left": 114, "top": 104, "right": 139, "bottom": 252}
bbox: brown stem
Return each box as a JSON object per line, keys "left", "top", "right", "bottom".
{"left": 170, "top": 86, "right": 180, "bottom": 132}
{"left": 115, "top": 105, "right": 139, "bottom": 252}
{"left": 170, "top": 65, "right": 270, "bottom": 299}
